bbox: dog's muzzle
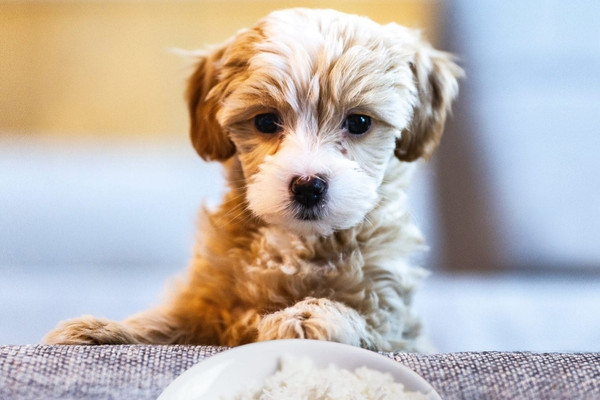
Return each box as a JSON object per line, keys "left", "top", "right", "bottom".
{"left": 289, "top": 175, "right": 328, "bottom": 220}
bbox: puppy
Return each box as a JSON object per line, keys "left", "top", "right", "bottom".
{"left": 45, "top": 8, "right": 461, "bottom": 351}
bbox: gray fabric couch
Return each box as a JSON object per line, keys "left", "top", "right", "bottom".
{"left": 1, "top": 345, "right": 599, "bottom": 399}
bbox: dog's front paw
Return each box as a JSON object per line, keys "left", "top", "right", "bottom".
{"left": 257, "top": 298, "right": 372, "bottom": 347}
{"left": 44, "top": 315, "right": 138, "bottom": 345}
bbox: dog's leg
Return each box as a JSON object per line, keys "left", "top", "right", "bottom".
{"left": 44, "top": 315, "right": 143, "bottom": 345}
{"left": 256, "top": 298, "right": 382, "bottom": 349}
{"left": 43, "top": 308, "right": 187, "bottom": 345}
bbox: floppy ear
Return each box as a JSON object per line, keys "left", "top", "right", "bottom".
{"left": 186, "top": 45, "right": 236, "bottom": 161}
{"left": 395, "top": 43, "right": 463, "bottom": 162}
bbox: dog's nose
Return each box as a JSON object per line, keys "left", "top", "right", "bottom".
{"left": 290, "top": 175, "right": 328, "bottom": 207}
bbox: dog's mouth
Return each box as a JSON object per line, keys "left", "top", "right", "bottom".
{"left": 292, "top": 204, "right": 326, "bottom": 221}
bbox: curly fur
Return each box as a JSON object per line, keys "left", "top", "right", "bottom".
{"left": 45, "top": 8, "right": 461, "bottom": 352}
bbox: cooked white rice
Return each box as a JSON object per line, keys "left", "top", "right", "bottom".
{"left": 227, "top": 355, "right": 430, "bottom": 400}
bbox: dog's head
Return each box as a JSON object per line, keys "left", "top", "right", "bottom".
{"left": 187, "top": 8, "right": 462, "bottom": 236}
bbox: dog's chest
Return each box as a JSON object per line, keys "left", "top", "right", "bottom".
{"left": 245, "top": 227, "right": 351, "bottom": 274}
{"left": 231, "top": 226, "right": 382, "bottom": 305}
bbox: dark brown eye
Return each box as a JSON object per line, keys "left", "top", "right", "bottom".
{"left": 343, "top": 114, "right": 371, "bottom": 135}
{"left": 254, "top": 113, "right": 282, "bottom": 134}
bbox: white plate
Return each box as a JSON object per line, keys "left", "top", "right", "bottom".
{"left": 158, "top": 339, "right": 441, "bottom": 399}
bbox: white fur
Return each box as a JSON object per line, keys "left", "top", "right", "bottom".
{"left": 246, "top": 131, "right": 381, "bottom": 236}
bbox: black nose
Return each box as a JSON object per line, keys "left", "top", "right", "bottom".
{"left": 290, "top": 175, "right": 328, "bottom": 207}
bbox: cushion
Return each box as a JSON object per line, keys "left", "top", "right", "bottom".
{"left": 1, "top": 345, "right": 599, "bottom": 399}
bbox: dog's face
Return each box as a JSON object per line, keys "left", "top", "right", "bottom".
{"left": 187, "top": 9, "right": 461, "bottom": 236}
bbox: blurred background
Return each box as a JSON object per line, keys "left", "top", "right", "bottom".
{"left": 1, "top": 0, "right": 599, "bottom": 351}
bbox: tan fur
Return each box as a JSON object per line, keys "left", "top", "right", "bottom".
{"left": 45, "top": 8, "right": 461, "bottom": 352}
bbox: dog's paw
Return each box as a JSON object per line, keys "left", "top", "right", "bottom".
{"left": 44, "top": 315, "right": 138, "bottom": 345}
{"left": 256, "top": 298, "right": 372, "bottom": 347}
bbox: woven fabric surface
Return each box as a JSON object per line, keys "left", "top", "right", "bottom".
{"left": 388, "top": 351, "right": 600, "bottom": 400}
{"left": 1, "top": 345, "right": 599, "bottom": 399}
{"left": 0, "top": 345, "right": 225, "bottom": 400}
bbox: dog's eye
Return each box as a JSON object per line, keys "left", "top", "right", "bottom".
{"left": 254, "top": 113, "right": 282, "bottom": 134}
{"left": 343, "top": 114, "right": 371, "bottom": 135}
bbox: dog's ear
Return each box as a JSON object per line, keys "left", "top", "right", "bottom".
{"left": 186, "top": 45, "right": 236, "bottom": 161}
{"left": 395, "top": 41, "right": 463, "bottom": 162}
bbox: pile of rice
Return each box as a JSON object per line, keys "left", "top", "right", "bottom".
{"left": 228, "top": 355, "right": 430, "bottom": 400}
